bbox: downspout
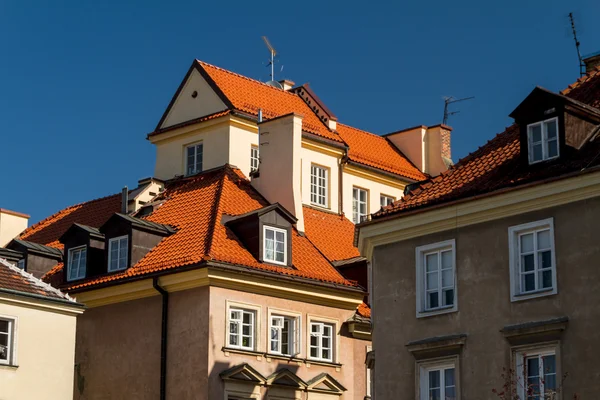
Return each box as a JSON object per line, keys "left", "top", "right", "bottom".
{"left": 153, "top": 277, "right": 168, "bottom": 400}
{"left": 339, "top": 146, "right": 349, "bottom": 215}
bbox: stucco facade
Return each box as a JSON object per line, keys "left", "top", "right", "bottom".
{"left": 369, "top": 196, "right": 600, "bottom": 399}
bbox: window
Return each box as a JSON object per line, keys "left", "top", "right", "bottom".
{"left": 228, "top": 308, "right": 255, "bottom": 351}
{"left": 366, "top": 345, "right": 373, "bottom": 399}
{"left": 185, "top": 143, "right": 203, "bottom": 175}
{"left": 515, "top": 348, "right": 557, "bottom": 399}
{"left": 67, "top": 246, "right": 87, "bottom": 281}
{"left": 352, "top": 187, "right": 368, "bottom": 223}
{"left": 16, "top": 259, "right": 25, "bottom": 270}
{"left": 416, "top": 240, "right": 457, "bottom": 317}
{"left": 108, "top": 236, "right": 129, "bottom": 272}
{"left": 508, "top": 219, "right": 557, "bottom": 301}
{"left": 380, "top": 194, "right": 395, "bottom": 208}
{"left": 309, "top": 322, "right": 334, "bottom": 362}
{"left": 0, "top": 318, "right": 14, "bottom": 365}
{"left": 527, "top": 117, "right": 559, "bottom": 164}
{"left": 269, "top": 315, "right": 299, "bottom": 356}
{"left": 263, "top": 226, "right": 287, "bottom": 265}
{"left": 310, "top": 165, "right": 328, "bottom": 208}
{"left": 250, "top": 145, "right": 259, "bottom": 172}
{"left": 419, "top": 362, "right": 457, "bottom": 400}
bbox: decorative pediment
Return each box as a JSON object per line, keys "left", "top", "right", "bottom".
{"left": 219, "top": 363, "right": 267, "bottom": 385}
{"left": 306, "top": 373, "right": 346, "bottom": 394}
{"left": 266, "top": 369, "right": 307, "bottom": 389}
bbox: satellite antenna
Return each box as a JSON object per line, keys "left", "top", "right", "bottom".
{"left": 568, "top": 12, "right": 585, "bottom": 77}
{"left": 262, "top": 36, "right": 283, "bottom": 89}
{"left": 442, "top": 96, "right": 474, "bottom": 125}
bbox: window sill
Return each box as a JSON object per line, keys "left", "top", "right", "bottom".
{"left": 222, "top": 347, "right": 263, "bottom": 357}
{"left": 0, "top": 363, "right": 19, "bottom": 370}
{"left": 265, "top": 353, "right": 303, "bottom": 362}
{"left": 221, "top": 347, "right": 342, "bottom": 369}
{"left": 417, "top": 305, "right": 457, "bottom": 319}
{"left": 305, "top": 358, "right": 342, "bottom": 368}
{"left": 512, "top": 288, "right": 556, "bottom": 302}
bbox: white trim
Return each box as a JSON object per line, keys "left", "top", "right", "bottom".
{"left": 308, "top": 321, "right": 334, "bottom": 362}
{"left": 263, "top": 225, "right": 287, "bottom": 266}
{"left": 67, "top": 245, "right": 87, "bottom": 282}
{"left": 380, "top": 194, "right": 395, "bottom": 208}
{"left": 108, "top": 235, "right": 129, "bottom": 272}
{"left": 514, "top": 344, "right": 559, "bottom": 399}
{"left": 184, "top": 141, "right": 203, "bottom": 176}
{"left": 353, "top": 186, "right": 369, "bottom": 224}
{"left": 0, "top": 315, "right": 16, "bottom": 366}
{"left": 310, "top": 164, "right": 329, "bottom": 208}
{"left": 527, "top": 117, "right": 559, "bottom": 165}
{"left": 250, "top": 145, "right": 259, "bottom": 172}
{"left": 415, "top": 239, "right": 457, "bottom": 318}
{"left": 267, "top": 308, "right": 301, "bottom": 357}
{"left": 225, "top": 300, "right": 261, "bottom": 352}
{"left": 306, "top": 314, "right": 339, "bottom": 364}
{"left": 508, "top": 218, "right": 557, "bottom": 302}
{"left": 417, "top": 357, "right": 459, "bottom": 400}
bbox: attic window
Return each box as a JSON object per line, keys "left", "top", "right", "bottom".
{"left": 263, "top": 226, "right": 287, "bottom": 265}
{"left": 108, "top": 235, "right": 129, "bottom": 272}
{"left": 528, "top": 117, "right": 559, "bottom": 164}
{"left": 17, "top": 259, "right": 25, "bottom": 270}
{"left": 67, "top": 246, "right": 87, "bottom": 281}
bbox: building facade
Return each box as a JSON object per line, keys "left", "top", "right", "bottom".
{"left": 357, "top": 62, "right": 600, "bottom": 398}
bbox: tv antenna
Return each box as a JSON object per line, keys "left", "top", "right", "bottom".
{"left": 568, "top": 12, "right": 585, "bottom": 77}
{"left": 262, "top": 36, "right": 278, "bottom": 81}
{"left": 442, "top": 96, "right": 474, "bottom": 125}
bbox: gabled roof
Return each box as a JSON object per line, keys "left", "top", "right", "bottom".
{"left": 265, "top": 369, "right": 308, "bottom": 388}
{"left": 0, "top": 257, "right": 79, "bottom": 305}
{"left": 100, "top": 213, "right": 176, "bottom": 236}
{"left": 372, "top": 70, "right": 600, "bottom": 219}
{"left": 59, "top": 223, "right": 104, "bottom": 242}
{"left": 306, "top": 373, "right": 346, "bottom": 393}
{"left": 302, "top": 206, "right": 360, "bottom": 262}
{"left": 39, "top": 165, "right": 357, "bottom": 292}
{"left": 9, "top": 239, "right": 63, "bottom": 259}
{"left": 219, "top": 363, "right": 266, "bottom": 384}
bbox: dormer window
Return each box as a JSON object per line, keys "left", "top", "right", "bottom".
{"left": 108, "top": 235, "right": 129, "bottom": 272}
{"left": 186, "top": 143, "right": 203, "bottom": 176}
{"left": 17, "top": 259, "right": 25, "bottom": 270}
{"left": 67, "top": 246, "right": 87, "bottom": 281}
{"left": 527, "top": 117, "right": 559, "bottom": 164}
{"left": 263, "top": 226, "right": 287, "bottom": 265}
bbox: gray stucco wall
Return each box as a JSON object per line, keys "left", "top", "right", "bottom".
{"left": 371, "top": 196, "right": 600, "bottom": 398}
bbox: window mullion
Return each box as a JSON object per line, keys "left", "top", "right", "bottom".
{"left": 533, "top": 230, "right": 539, "bottom": 290}
{"left": 437, "top": 251, "right": 443, "bottom": 303}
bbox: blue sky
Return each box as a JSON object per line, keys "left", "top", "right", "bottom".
{"left": 1, "top": 0, "right": 599, "bottom": 224}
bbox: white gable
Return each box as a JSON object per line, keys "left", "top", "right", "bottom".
{"left": 160, "top": 68, "right": 227, "bottom": 129}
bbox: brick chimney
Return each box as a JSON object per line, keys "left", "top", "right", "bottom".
{"left": 0, "top": 209, "right": 29, "bottom": 247}
{"left": 584, "top": 52, "right": 600, "bottom": 73}
{"left": 251, "top": 113, "right": 305, "bottom": 232}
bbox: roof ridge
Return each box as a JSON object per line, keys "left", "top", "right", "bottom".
{"left": 337, "top": 122, "right": 383, "bottom": 139}
{"left": 203, "top": 166, "right": 229, "bottom": 259}
{"left": 0, "top": 257, "right": 75, "bottom": 302}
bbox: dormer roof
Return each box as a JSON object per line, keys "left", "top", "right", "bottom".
{"left": 59, "top": 223, "right": 104, "bottom": 243}
{"left": 8, "top": 239, "right": 63, "bottom": 260}
{"left": 100, "top": 213, "right": 176, "bottom": 236}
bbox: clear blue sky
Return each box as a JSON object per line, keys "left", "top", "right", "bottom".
{"left": 1, "top": 0, "right": 599, "bottom": 224}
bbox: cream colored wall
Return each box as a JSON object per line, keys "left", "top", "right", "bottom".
{"left": 207, "top": 285, "right": 370, "bottom": 400}
{"left": 228, "top": 123, "right": 259, "bottom": 179}
{"left": 153, "top": 123, "right": 231, "bottom": 180}
{"left": 385, "top": 127, "right": 425, "bottom": 173}
{"left": 0, "top": 211, "right": 28, "bottom": 247}
{"left": 342, "top": 170, "right": 405, "bottom": 221}
{"left": 0, "top": 297, "right": 79, "bottom": 400}
{"left": 300, "top": 147, "right": 341, "bottom": 213}
{"left": 161, "top": 68, "right": 226, "bottom": 129}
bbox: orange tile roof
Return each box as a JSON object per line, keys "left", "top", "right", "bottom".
{"left": 39, "top": 165, "right": 356, "bottom": 291}
{"left": 302, "top": 206, "right": 360, "bottom": 262}
{"left": 357, "top": 302, "right": 371, "bottom": 319}
{"left": 374, "top": 69, "right": 600, "bottom": 218}
{"left": 336, "top": 123, "right": 426, "bottom": 181}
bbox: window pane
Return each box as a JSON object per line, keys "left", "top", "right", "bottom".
{"left": 547, "top": 140, "right": 558, "bottom": 158}
{"left": 543, "top": 355, "right": 556, "bottom": 374}
{"left": 426, "top": 272, "right": 439, "bottom": 290}
{"left": 310, "top": 347, "right": 318, "bottom": 358}
{"left": 520, "top": 233, "right": 534, "bottom": 253}
{"left": 426, "top": 253, "right": 438, "bottom": 273}
{"left": 537, "top": 230, "right": 550, "bottom": 249}
{"left": 428, "top": 292, "right": 439, "bottom": 309}
{"left": 523, "top": 273, "right": 535, "bottom": 292}
{"left": 522, "top": 254, "right": 535, "bottom": 272}
{"left": 441, "top": 251, "right": 452, "bottom": 269}
{"left": 530, "top": 125, "right": 542, "bottom": 143}
{"left": 540, "top": 270, "right": 553, "bottom": 288}
{"left": 311, "top": 324, "right": 320, "bottom": 333}
{"left": 429, "top": 389, "right": 440, "bottom": 400}
{"left": 443, "top": 289, "right": 454, "bottom": 306}
{"left": 0, "top": 321, "right": 7, "bottom": 333}
{"left": 539, "top": 251, "right": 552, "bottom": 270}
{"left": 442, "top": 269, "right": 453, "bottom": 287}
{"left": 546, "top": 120, "right": 557, "bottom": 139}
{"left": 322, "top": 349, "right": 330, "bottom": 360}
{"left": 275, "top": 231, "right": 284, "bottom": 243}
{"left": 266, "top": 229, "right": 274, "bottom": 240}
{"left": 360, "top": 190, "right": 367, "bottom": 202}
{"left": 429, "top": 370, "right": 440, "bottom": 388}
{"left": 527, "top": 357, "right": 539, "bottom": 377}
{"left": 310, "top": 335, "right": 318, "bottom": 347}
{"left": 445, "top": 368, "right": 455, "bottom": 386}
{"left": 275, "top": 251, "right": 285, "bottom": 262}
{"left": 532, "top": 143, "right": 543, "bottom": 161}
{"left": 242, "top": 337, "right": 250, "bottom": 347}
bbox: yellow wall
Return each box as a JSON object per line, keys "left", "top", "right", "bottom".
{"left": 300, "top": 146, "right": 341, "bottom": 213}
{"left": 0, "top": 211, "right": 28, "bottom": 247}
{"left": 342, "top": 169, "right": 405, "bottom": 221}
{"left": 228, "top": 123, "right": 259, "bottom": 179}
{"left": 0, "top": 296, "right": 80, "bottom": 399}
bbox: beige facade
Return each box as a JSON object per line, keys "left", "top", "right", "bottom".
{"left": 0, "top": 291, "right": 82, "bottom": 399}
{"left": 0, "top": 209, "right": 29, "bottom": 248}
{"left": 72, "top": 279, "right": 370, "bottom": 400}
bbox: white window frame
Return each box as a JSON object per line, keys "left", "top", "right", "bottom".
{"left": 366, "top": 345, "right": 373, "bottom": 399}
{"left": 250, "top": 145, "right": 259, "bottom": 172}
{"left": 417, "top": 358, "right": 459, "bottom": 400}
{"left": 16, "top": 259, "right": 25, "bottom": 270}
{"left": 308, "top": 321, "right": 334, "bottom": 362}
{"left": 352, "top": 186, "right": 369, "bottom": 223}
{"left": 514, "top": 345, "right": 559, "bottom": 400}
{"left": 67, "top": 245, "right": 87, "bottom": 281}
{"left": 268, "top": 310, "right": 300, "bottom": 357}
{"left": 263, "top": 225, "right": 287, "bottom": 266}
{"left": 0, "top": 316, "right": 16, "bottom": 366}
{"left": 108, "top": 235, "right": 129, "bottom": 272}
{"left": 310, "top": 164, "right": 329, "bottom": 208}
{"left": 185, "top": 142, "right": 203, "bottom": 176}
{"left": 380, "top": 194, "right": 395, "bottom": 208}
{"left": 227, "top": 308, "right": 256, "bottom": 351}
{"left": 527, "top": 117, "right": 559, "bottom": 164}
{"left": 415, "top": 239, "right": 457, "bottom": 318}
{"left": 508, "top": 218, "right": 557, "bottom": 302}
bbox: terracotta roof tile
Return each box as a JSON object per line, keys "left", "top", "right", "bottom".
{"left": 357, "top": 302, "right": 371, "bottom": 319}
{"left": 302, "top": 206, "right": 360, "bottom": 262}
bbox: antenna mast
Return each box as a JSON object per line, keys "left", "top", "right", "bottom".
{"left": 443, "top": 96, "right": 474, "bottom": 125}
{"left": 569, "top": 13, "right": 585, "bottom": 77}
{"left": 262, "top": 36, "right": 277, "bottom": 81}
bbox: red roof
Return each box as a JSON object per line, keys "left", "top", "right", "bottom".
{"left": 0, "top": 258, "right": 75, "bottom": 302}
{"left": 374, "top": 68, "right": 600, "bottom": 219}
{"left": 303, "top": 206, "right": 360, "bottom": 262}
{"left": 39, "top": 166, "right": 357, "bottom": 291}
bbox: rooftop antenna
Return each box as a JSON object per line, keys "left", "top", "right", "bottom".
{"left": 442, "top": 96, "right": 474, "bottom": 125}
{"left": 568, "top": 12, "right": 585, "bottom": 77}
{"left": 262, "top": 36, "right": 277, "bottom": 81}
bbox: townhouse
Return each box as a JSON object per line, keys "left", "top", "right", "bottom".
{"left": 0, "top": 257, "right": 83, "bottom": 399}
{"left": 1, "top": 60, "right": 451, "bottom": 399}
{"left": 357, "top": 55, "right": 600, "bottom": 399}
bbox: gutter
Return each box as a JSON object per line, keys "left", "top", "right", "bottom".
{"left": 339, "top": 147, "right": 349, "bottom": 214}
{"left": 153, "top": 278, "right": 169, "bottom": 400}
{"left": 0, "top": 288, "right": 85, "bottom": 309}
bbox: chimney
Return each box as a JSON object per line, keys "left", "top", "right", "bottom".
{"left": 0, "top": 209, "right": 29, "bottom": 247}
{"left": 121, "top": 186, "right": 128, "bottom": 214}
{"left": 385, "top": 124, "right": 453, "bottom": 177}
{"left": 278, "top": 79, "right": 295, "bottom": 91}
{"left": 251, "top": 113, "right": 305, "bottom": 232}
{"left": 584, "top": 51, "right": 600, "bottom": 73}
